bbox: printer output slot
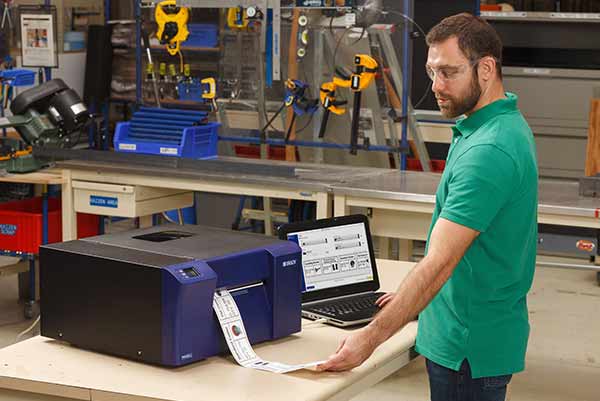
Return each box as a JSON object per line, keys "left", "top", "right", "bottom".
{"left": 220, "top": 281, "right": 264, "bottom": 295}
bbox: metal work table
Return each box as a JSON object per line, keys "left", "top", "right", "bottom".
{"left": 332, "top": 171, "right": 600, "bottom": 265}
{"left": 58, "top": 156, "right": 388, "bottom": 240}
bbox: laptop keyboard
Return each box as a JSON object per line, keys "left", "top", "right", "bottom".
{"left": 305, "top": 292, "right": 385, "bottom": 321}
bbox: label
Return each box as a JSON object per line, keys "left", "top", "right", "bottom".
{"left": 213, "top": 289, "right": 324, "bottom": 374}
{"left": 70, "top": 103, "right": 87, "bottom": 115}
{"left": 90, "top": 195, "right": 118, "bottom": 208}
{"left": 119, "top": 143, "right": 136, "bottom": 151}
{"left": 159, "top": 147, "right": 178, "bottom": 155}
{"left": 344, "top": 13, "right": 356, "bottom": 27}
{"left": 0, "top": 224, "right": 17, "bottom": 236}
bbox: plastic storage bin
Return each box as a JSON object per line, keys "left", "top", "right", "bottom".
{"left": 114, "top": 107, "right": 220, "bottom": 159}
{"left": 184, "top": 23, "right": 218, "bottom": 48}
{"left": 0, "top": 197, "right": 99, "bottom": 253}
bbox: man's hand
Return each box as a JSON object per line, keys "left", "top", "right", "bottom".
{"left": 375, "top": 292, "right": 395, "bottom": 308}
{"left": 316, "top": 326, "right": 382, "bottom": 372}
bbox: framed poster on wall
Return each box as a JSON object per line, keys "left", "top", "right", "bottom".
{"left": 19, "top": 6, "right": 58, "bottom": 68}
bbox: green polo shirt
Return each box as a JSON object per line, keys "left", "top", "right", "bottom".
{"left": 414, "top": 92, "right": 538, "bottom": 378}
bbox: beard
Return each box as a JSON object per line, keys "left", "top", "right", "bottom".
{"left": 436, "top": 72, "right": 481, "bottom": 118}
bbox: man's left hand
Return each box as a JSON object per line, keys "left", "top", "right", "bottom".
{"left": 316, "top": 326, "right": 381, "bottom": 372}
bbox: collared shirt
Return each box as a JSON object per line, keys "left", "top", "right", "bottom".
{"left": 415, "top": 92, "right": 538, "bottom": 378}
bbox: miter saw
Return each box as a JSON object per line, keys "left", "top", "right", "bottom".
{"left": 0, "top": 79, "right": 90, "bottom": 173}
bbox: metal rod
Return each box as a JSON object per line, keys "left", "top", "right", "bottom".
{"left": 400, "top": 0, "right": 411, "bottom": 170}
{"left": 218, "top": 135, "right": 409, "bottom": 153}
{"left": 318, "top": 109, "right": 330, "bottom": 139}
{"left": 285, "top": 112, "right": 296, "bottom": 142}
{"left": 135, "top": 0, "right": 142, "bottom": 106}
{"left": 349, "top": 91, "right": 361, "bottom": 155}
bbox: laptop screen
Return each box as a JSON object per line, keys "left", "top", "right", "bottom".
{"left": 279, "top": 214, "right": 380, "bottom": 302}
{"left": 285, "top": 220, "right": 376, "bottom": 294}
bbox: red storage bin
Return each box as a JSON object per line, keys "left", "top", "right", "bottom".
{"left": 406, "top": 158, "right": 446, "bottom": 173}
{"left": 234, "top": 144, "right": 286, "bottom": 160}
{"left": 0, "top": 197, "right": 99, "bottom": 253}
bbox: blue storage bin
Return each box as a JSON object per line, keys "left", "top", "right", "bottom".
{"left": 113, "top": 107, "right": 220, "bottom": 159}
{"left": 0, "top": 69, "right": 35, "bottom": 86}
{"left": 184, "top": 23, "right": 218, "bottom": 48}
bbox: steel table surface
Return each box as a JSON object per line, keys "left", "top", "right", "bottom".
{"left": 331, "top": 171, "right": 600, "bottom": 264}
{"left": 57, "top": 157, "right": 390, "bottom": 240}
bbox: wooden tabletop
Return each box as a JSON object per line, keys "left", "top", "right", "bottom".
{"left": 0, "top": 260, "right": 417, "bottom": 401}
{"left": 0, "top": 170, "right": 64, "bottom": 185}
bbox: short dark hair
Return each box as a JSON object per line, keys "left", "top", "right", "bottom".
{"left": 426, "top": 13, "right": 503, "bottom": 78}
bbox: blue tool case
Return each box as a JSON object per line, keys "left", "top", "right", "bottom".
{"left": 113, "top": 107, "right": 220, "bottom": 159}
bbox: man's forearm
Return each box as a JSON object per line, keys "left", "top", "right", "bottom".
{"left": 366, "top": 253, "right": 454, "bottom": 344}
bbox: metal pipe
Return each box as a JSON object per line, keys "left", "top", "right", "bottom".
{"left": 135, "top": 0, "right": 142, "bottom": 106}
{"left": 400, "top": 0, "right": 412, "bottom": 170}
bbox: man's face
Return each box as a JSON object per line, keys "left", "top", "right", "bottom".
{"left": 426, "top": 36, "right": 481, "bottom": 118}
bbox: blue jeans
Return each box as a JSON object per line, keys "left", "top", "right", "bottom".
{"left": 426, "top": 358, "right": 512, "bottom": 401}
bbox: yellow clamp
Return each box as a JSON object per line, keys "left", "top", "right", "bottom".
{"left": 227, "top": 7, "right": 249, "bottom": 29}
{"left": 155, "top": 0, "right": 189, "bottom": 56}
{"left": 349, "top": 54, "right": 378, "bottom": 92}
{"left": 319, "top": 82, "right": 345, "bottom": 115}
{"left": 201, "top": 77, "right": 216, "bottom": 100}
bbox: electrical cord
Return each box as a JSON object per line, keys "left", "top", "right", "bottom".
{"left": 15, "top": 315, "right": 40, "bottom": 342}
{"left": 294, "top": 112, "right": 315, "bottom": 134}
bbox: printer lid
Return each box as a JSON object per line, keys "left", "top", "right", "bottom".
{"left": 81, "top": 224, "right": 292, "bottom": 261}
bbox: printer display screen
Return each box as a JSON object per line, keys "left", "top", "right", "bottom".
{"left": 182, "top": 267, "right": 198, "bottom": 277}
{"left": 287, "top": 222, "right": 374, "bottom": 292}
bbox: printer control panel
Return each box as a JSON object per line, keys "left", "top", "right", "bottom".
{"left": 181, "top": 267, "right": 199, "bottom": 278}
{"left": 165, "top": 261, "right": 216, "bottom": 285}
{"left": 175, "top": 266, "right": 202, "bottom": 281}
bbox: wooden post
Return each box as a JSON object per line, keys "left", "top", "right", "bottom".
{"left": 585, "top": 94, "right": 600, "bottom": 176}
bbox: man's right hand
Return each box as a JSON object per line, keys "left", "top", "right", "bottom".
{"left": 375, "top": 292, "right": 396, "bottom": 308}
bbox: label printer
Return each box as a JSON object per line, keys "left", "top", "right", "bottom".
{"left": 40, "top": 225, "right": 302, "bottom": 367}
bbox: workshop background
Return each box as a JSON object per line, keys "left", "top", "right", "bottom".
{"left": 0, "top": 1, "right": 599, "bottom": 401}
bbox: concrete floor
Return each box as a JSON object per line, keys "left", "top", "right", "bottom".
{"left": 0, "top": 256, "right": 599, "bottom": 400}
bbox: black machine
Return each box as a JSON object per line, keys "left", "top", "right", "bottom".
{"left": 0, "top": 79, "right": 90, "bottom": 172}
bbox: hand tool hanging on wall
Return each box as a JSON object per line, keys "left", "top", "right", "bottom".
{"left": 318, "top": 81, "right": 347, "bottom": 139}
{"left": 260, "top": 79, "right": 318, "bottom": 141}
{"left": 155, "top": 0, "right": 189, "bottom": 56}
{"left": 283, "top": 79, "right": 318, "bottom": 142}
{"left": 318, "top": 54, "right": 378, "bottom": 153}
{"left": 334, "top": 54, "right": 378, "bottom": 155}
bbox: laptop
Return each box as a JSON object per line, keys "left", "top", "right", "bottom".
{"left": 278, "top": 214, "right": 385, "bottom": 327}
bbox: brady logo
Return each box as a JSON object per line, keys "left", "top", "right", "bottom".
{"left": 181, "top": 353, "right": 193, "bottom": 360}
{"left": 0, "top": 224, "right": 17, "bottom": 236}
{"left": 282, "top": 260, "right": 297, "bottom": 267}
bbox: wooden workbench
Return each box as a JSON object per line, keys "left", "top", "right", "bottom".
{"left": 0, "top": 260, "right": 417, "bottom": 401}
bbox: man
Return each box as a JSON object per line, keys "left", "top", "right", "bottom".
{"left": 317, "top": 13, "right": 538, "bottom": 401}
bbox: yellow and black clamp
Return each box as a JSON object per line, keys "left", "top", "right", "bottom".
{"left": 318, "top": 81, "right": 347, "bottom": 139}
{"left": 201, "top": 77, "right": 218, "bottom": 111}
{"left": 155, "top": 0, "right": 189, "bottom": 56}
{"left": 348, "top": 54, "right": 378, "bottom": 154}
{"left": 227, "top": 7, "right": 249, "bottom": 29}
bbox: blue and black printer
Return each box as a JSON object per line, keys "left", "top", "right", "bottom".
{"left": 39, "top": 225, "right": 302, "bottom": 367}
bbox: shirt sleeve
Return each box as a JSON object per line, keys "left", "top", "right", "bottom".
{"left": 440, "top": 144, "right": 518, "bottom": 233}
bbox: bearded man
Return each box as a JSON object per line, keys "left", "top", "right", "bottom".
{"left": 317, "top": 13, "right": 538, "bottom": 401}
